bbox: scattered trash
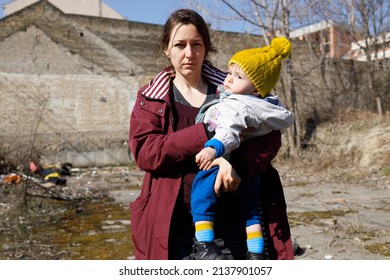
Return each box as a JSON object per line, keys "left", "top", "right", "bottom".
{"left": 29, "top": 161, "right": 73, "bottom": 185}
{"left": 334, "top": 197, "right": 346, "bottom": 204}
{"left": 40, "top": 182, "right": 56, "bottom": 189}
{"left": 324, "top": 254, "right": 333, "bottom": 260}
{"left": 2, "top": 173, "right": 22, "bottom": 184}
{"left": 0, "top": 161, "right": 74, "bottom": 188}
{"left": 29, "top": 161, "right": 39, "bottom": 173}
{"left": 43, "top": 172, "right": 66, "bottom": 185}
{"left": 354, "top": 237, "right": 362, "bottom": 243}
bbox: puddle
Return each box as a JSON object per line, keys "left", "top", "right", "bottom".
{"left": 46, "top": 199, "right": 134, "bottom": 260}
{"left": 0, "top": 196, "right": 135, "bottom": 260}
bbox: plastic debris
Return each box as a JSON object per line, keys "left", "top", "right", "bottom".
{"left": 324, "top": 254, "right": 333, "bottom": 260}
{"left": 2, "top": 173, "right": 22, "bottom": 184}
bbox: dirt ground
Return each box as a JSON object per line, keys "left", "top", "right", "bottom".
{"left": 274, "top": 159, "right": 390, "bottom": 260}
{"left": 1, "top": 161, "right": 389, "bottom": 260}
{"left": 1, "top": 112, "right": 390, "bottom": 260}
{"left": 273, "top": 113, "right": 390, "bottom": 260}
{"left": 82, "top": 162, "right": 390, "bottom": 260}
{"left": 69, "top": 161, "right": 390, "bottom": 260}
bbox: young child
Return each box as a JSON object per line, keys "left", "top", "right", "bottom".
{"left": 190, "top": 37, "right": 294, "bottom": 260}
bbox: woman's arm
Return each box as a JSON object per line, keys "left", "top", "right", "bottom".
{"left": 209, "top": 131, "right": 280, "bottom": 195}
{"left": 129, "top": 93, "right": 209, "bottom": 174}
{"left": 228, "top": 130, "right": 282, "bottom": 180}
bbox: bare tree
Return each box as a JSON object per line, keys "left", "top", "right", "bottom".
{"left": 309, "top": 0, "right": 390, "bottom": 116}
{"left": 347, "top": 0, "right": 389, "bottom": 117}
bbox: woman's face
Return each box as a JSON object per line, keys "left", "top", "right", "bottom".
{"left": 164, "top": 24, "right": 206, "bottom": 79}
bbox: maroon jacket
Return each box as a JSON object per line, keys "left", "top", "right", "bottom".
{"left": 129, "top": 64, "right": 294, "bottom": 260}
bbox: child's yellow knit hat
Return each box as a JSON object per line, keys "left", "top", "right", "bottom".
{"left": 228, "top": 37, "right": 291, "bottom": 98}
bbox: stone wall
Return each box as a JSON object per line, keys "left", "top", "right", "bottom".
{"left": 0, "top": 25, "right": 91, "bottom": 74}
{"left": 0, "top": 1, "right": 141, "bottom": 166}
{"left": 0, "top": 73, "right": 138, "bottom": 166}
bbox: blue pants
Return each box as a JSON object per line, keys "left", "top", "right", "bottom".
{"left": 191, "top": 166, "right": 261, "bottom": 227}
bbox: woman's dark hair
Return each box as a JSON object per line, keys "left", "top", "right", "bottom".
{"left": 154, "top": 9, "right": 217, "bottom": 63}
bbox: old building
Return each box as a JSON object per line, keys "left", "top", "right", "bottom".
{"left": 2, "top": 0, "right": 124, "bottom": 19}
{"left": 0, "top": 0, "right": 262, "bottom": 166}
{"left": 290, "top": 20, "right": 354, "bottom": 59}
{"left": 290, "top": 20, "right": 390, "bottom": 61}
{"left": 345, "top": 32, "right": 390, "bottom": 61}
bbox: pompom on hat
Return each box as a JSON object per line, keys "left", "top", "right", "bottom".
{"left": 228, "top": 37, "right": 291, "bottom": 98}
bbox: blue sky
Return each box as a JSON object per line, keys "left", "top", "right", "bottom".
{"left": 0, "top": 0, "right": 248, "bottom": 33}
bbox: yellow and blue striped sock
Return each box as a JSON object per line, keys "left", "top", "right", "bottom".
{"left": 247, "top": 231, "right": 264, "bottom": 254}
{"left": 195, "top": 221, "right": 214, "bottom": 242}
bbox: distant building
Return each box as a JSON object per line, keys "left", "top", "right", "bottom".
{"left": 290, "top": 20, "right": 389, "bottom": 62}
{"left": 2, "top": 0, "right": 124, "bottom": 19}
{"left": 290, "top": 20, "right": 354, "bottom": 59}
{"left": 344, "top": 32, "right": 390, "bottom": 61}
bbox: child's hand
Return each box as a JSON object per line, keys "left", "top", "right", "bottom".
{"left": 195, "top": 147, "right": 216, "bottom": 170}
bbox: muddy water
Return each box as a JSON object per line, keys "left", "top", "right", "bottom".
{"left": 45, "top": 199, "right": 134, "bottom": 260}
{"left": 0, "top": 166, "right": 142, "bottom": 260}
{"left": 0, "top": 195, "right": 137, "bottom": 260}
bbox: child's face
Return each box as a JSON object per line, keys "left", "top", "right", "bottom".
{"left": 223, "top": 63, "right": 257, "bottom": 95}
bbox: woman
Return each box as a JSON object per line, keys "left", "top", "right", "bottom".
{"left": 129, "top": 9, "right": 293, "bottom": 260}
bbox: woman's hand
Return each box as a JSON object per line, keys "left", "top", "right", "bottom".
{"left": 210, "top": 157, "right": 241, "bottom": 196}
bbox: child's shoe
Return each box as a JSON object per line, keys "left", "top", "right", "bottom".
{"left": 246, "top": 251, "right": 265, "bottom": 260}
{"left": 189, "top": 241, "right": 228, "bottom": 260}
